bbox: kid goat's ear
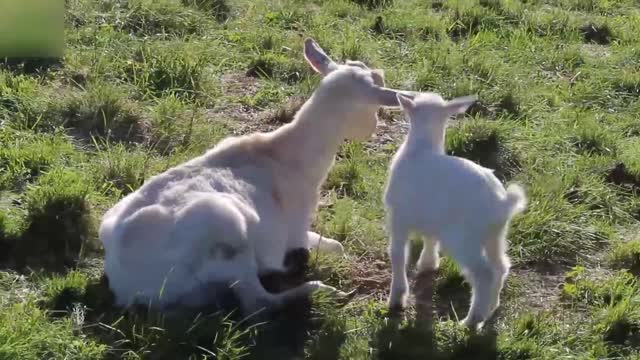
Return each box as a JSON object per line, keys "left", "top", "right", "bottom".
{"left": 303, "top": 38, "right": 338, "bottom": 76}
{"left": 445, "top": 95, "right": 478, "bottom": 115}
{"left": 396, "top": 93, "right": 415, "bottom": 111}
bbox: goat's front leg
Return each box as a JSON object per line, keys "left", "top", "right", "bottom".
{"left": 388, "top": 222, "right": 410, "bottom": 312}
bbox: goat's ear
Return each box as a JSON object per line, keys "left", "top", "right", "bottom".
{"left": 445, "top": 95, "right": 477, "bottom": 115}
{"left": 303, "top": 38, "right": 338, "bottom": 76}
{"left": 396, "top": 92, "right": 415, "bottom": 110}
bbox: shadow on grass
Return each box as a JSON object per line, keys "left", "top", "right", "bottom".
{"left": 44, "top": 248, "right": 346, "bottom": 359}
{"left": 373, "top": 271, "right": 499, "bottom": 359}
{"left": 1, "top": 57, "right": 61, "bottom": 75}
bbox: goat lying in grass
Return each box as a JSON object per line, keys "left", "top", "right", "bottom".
{"left": 383, "top": 92, "right": 527, "bottom": 329}
{"left": 99, "top": 38, "right": 405, "bottom": 317}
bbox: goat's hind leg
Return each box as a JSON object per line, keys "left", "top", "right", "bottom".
{"left": 417, "top": 236, "right": 440, "bottom": 272}
{"left": 483, "top": 225, "right": 511, "bottom": 316}
{"left": 444, "top": 230, "right": 497, "bottom": 330}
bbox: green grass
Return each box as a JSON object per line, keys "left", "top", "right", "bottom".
{"left": 1, "top": 0, "right": 640, "bottom": 358}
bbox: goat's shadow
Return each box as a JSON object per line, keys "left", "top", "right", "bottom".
{"left": 371, "top": 271, "right": 500, "bottom": 360}
{"left": 51, "top": 248, "right": 343, "bottom": 359}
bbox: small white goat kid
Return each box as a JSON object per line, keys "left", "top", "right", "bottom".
{"left": 383, "top": 92, "right": 527, "bottom": 329}
{"left": 99, "top": 39, "right": 405, "bottom": 317}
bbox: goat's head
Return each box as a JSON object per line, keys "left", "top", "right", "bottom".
{"left": 303, "top": 38, "right": 408, "bottom": 140}
{"left": 396, "top": 92, "right": 477, "bottom": 139}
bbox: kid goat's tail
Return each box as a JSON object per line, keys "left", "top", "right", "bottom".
{"left": 503, "top": 183, "right": 527, "bottom": 217}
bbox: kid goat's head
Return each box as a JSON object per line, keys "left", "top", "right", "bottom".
{"left": 303, "top": 38, "right": 405, "bottom": 140}
{"left": 396, "top": 92, "right": 477, "bottom": 138}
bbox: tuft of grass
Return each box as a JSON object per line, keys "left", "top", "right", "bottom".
{"left": 268, "top": 96, "right": 305, "bottom": 124}
{"left": 181, "top": 0, "right": 230, "bottom": 21}
{"left": 561, "top": 266, "right": 637, "bottom": 308}
{"left": 446, "top": 120, "right": 521, "bottom": 181}
{"left": 0, "top": 300, "right": 106, "bottom": 359}
{"left": 580, "top": 23, "right": 614, "bottom": 45}
{"left": 13, "top": 168, "right": 94, "bottom": 270}
{"left": 117, "top": 0, "right": 208, "bottom": 37}
{"left": 0, "top": 130, "right": 75, "bottom": 191}
{"left": 127, "top": 44, "right": 210, "bottom": 101}
{"left": 93, "top": 144, "right": 150, "bottom": 197}
{"left": 51, "top": 83, "right": 146, "bottom": 142}
{"left": 350, "top": 0, "right": 393, "bottom": 10}
{"left": 594, "top": 298, "right": 640, "bottom": 350}
{"left": 608, "top": 240, "right": 640, "bottom": 276}
{"left": 324, "top": 143, "right": 368, "bottom": 199}
{"left": 570, "top": 116, "right": 617, "bottom": 156}
{"left": 246, "top": 53, "right": 310, "bottom": 84}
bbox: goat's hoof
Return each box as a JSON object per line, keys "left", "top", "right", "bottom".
{"left": 387, "top": 300, "right": 406, "bottom": 316}
{"left": 460, "top": 317, "right": 484, "bottom": 331}
{"left": 335, "top": 289, "right": 357, "bottom": 307}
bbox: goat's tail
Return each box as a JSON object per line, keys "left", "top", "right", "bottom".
{"left": 503, "top": 183, "right": 527, "bottom": 217}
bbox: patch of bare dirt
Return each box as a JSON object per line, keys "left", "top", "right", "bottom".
{"left": 348, "top": 256, "right": 392, "bottom": 300}
{"left": 205, "top": 72, "right": 278, "bottom": 135}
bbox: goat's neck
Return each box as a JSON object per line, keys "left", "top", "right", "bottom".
{"left": 407, "top": 123, "right": 446, "bottom": 155}
{"left": 272, "top": 100, "right": 346, "bottom": 189}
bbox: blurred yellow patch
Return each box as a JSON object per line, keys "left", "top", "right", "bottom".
{"left": 0, "top": 0, "right": 64, "bottom": 57}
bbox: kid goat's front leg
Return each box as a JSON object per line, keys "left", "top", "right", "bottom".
{"left": 387, "top": 217, "right": 411, "bottom": 311}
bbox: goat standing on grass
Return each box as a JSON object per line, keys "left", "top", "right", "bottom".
{"left": 383, "top": 92, "right": 527, "bottom": 329}
{"left": 99, "top": 38, "right": 406, "bottom": 317}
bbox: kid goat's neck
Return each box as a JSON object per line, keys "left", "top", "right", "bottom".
{"left": 406, "top": 120, "right": 446, "bottom": 155}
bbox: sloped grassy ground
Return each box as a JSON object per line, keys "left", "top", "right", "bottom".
{"left": 1, "top": 0, "right": 640, "bottom": 358}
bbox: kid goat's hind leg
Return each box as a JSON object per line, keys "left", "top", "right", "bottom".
{"left": 387, "top": 217, "right": 411, "bottom": 311}
{"left": 483, "top": 224, "right": 511, "bottom": 315}
{"left": 444, "top": 229, "right": 497, "bottom": 329}
{"left": 417, "top": 237, "right": 440, "bottom": 272}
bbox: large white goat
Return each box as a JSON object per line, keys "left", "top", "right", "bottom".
{"left": 383, "top": 92, "right": 527, "bottom": 329}
{"left": 99, "top": 39, "right": 405, "bottom": 317}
